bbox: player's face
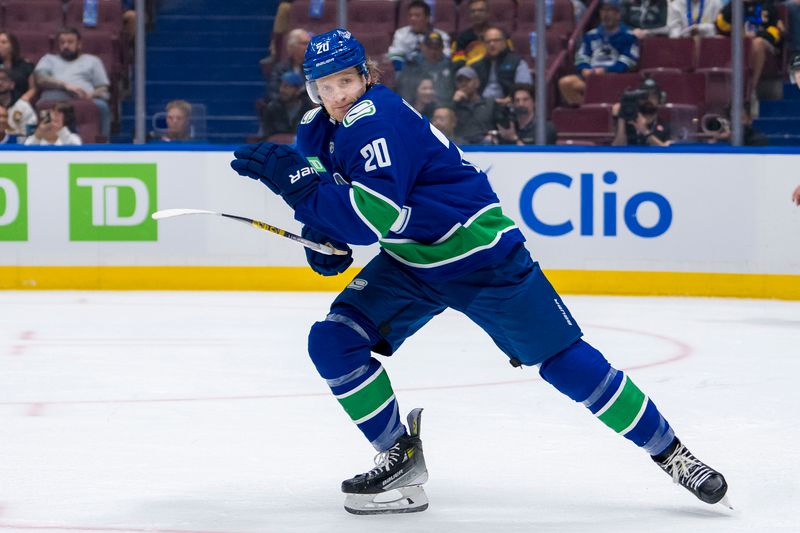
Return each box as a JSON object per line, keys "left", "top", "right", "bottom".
{"left": 316, "top": 67, "right": 368, "bottom": 122}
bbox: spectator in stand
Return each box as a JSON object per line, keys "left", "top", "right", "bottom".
{"left": 389, "top": 0, "right": 451, "bottom": 73}
{"left": 396, "top": 31, "right": 454, "bottom": 106}
{"left": 622, "top": 0, "right": 669, "bottom": 38}
{"left": 0, "top": 68, "right": 36, "bottom": 139}
{"left": 452, "top": 65, "right": 496, "bottom": 144}
{"left": 431, "top": 105, "right": 467, "bottom": 144}
{"left": 0, "top": 105, "right": 17, "bottom": 144}
{"left": 612, "top": 78, "right": 672, "bottom": 146}
{"left": 154, "top": 99, "right": 194, "bottom": 142}
{"left": 34, "top": 28, "right": 111, "bottom": 140}
{"left": 790, "top": 53, "right": 800, "bottom": 87}
{"left": 472, "top": 27, "right": 532, "bottom": 105}
{"left": 667, "top": 0, "right": 724, "bottom": 38}
{"left": 452, "top": 0, "right": 492, "bottom": 68}
{"left": 268, "top": 28, "right": 312, "bottom": 102}
{"left": 260, "top": 71, "right": 314, "bottom": 140}
{"left": 24, "top": 101, "right": 82, "bottom": 146}
{"left": 788, "top": 2, "right": 800, "bottom": 67}
{"left": 707, "top": 101, "right": 769, "bottom": 146}
{"left": 122, "top": 0, "right": 136, "bottom": 48}
{"left": 262, "top": 0, "right": 294, "bottom": 67}
{"left": 716, "top": 0, "right": 783, "bottom": 111}
{"left": 0, "top": 32, "right": 36, "bottom": 103}
{"left": 558, "top": 0, "right": 639, "bottom": 106}
{"left": 410, "top": 77, "right": 439, "bottom": 118}
{"left": 495, "top": 83, "right": 557, "bottom": 145}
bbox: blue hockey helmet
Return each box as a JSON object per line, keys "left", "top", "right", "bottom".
{"left": 303, "top": 28, "right": 368, "bottom": 103}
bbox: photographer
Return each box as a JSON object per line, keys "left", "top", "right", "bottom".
{"left": 494, "top": 83, "right": 557, "bottom": 145}
{"left": 705, "top": 102, "right": 768, "bottom": 146}
{"left": 24, "top": 102, "right": 81, "bottom": 145}
{"left": 612, "top": 80, "right": 671, "bottom": 146}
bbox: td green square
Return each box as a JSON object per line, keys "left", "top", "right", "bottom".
{"left": 70, "top": 163, "right": 158, "bottom": 241}
{"left": 0, "top": 164, "right": 28, "bottom": 241}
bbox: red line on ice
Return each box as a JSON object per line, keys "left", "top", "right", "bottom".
{"left": 0, "top": 324, "right": 691, "bottom": 408}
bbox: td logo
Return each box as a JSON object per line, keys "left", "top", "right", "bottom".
{"left": 69, "top": 163, "right": 157, "bottom": 241}
{"left": 0, "top": 164, "right": 28, "bottom": 241}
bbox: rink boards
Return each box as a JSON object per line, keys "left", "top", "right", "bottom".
{"left": 0, "top": 146, "right": 798, "bottom": 298}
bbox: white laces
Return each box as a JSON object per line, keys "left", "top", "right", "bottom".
{"left": 663, "top": 445, "right": 713, "bottom": 490}
{"left": 369, "top": 446, "right": 400, "bottom": 476}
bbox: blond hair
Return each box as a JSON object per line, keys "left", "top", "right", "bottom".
{"left": 166, "top": 99, "right": 192, "bottom": 118}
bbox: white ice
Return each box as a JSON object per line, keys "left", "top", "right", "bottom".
{"left": 1, "top": 291, "right": 798, "bottom": 533}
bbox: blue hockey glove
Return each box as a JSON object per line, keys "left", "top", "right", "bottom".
{"left": 230, "top": 142, "right": 319, "bottom": 209}
{"left": 302, "top": 225, "right": 353, "bottom": 276}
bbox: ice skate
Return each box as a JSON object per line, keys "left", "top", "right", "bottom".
{"left": 654, "top": 439, "right": 731, "bottom": 508}
{"left": 342, "top": 408, "right": 428, "bottom": 515}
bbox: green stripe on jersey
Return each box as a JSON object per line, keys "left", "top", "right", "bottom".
{"left": 336, "top": 367, "right": 395, "bottom": 423}
{"left": 350, "top": 183, "right": 401, "bottom": 237}
{"left": 380, "top": 205, "right": 516, "bottom": 268}
{"left": 597, "top": 376, "right": 647, "bottom": 433}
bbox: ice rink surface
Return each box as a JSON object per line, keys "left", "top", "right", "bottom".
{"left": 1, "top": 291, "right": 798, "bottom": 533}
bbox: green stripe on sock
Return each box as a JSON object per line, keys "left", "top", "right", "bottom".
{"left": 336, "top": 367, "right": 394, "bottom": 423}
{"left": 597, "top": 376, "right": 647, "bottom": 433}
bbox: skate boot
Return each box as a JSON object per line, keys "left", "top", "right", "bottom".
{"left": 653, "top": 438, "right": 730, "bottom": 507}
{"left": 342, "top": 408, "right": 428, "bottom": 515}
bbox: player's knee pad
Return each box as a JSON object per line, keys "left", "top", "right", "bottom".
{"left": 539, "top": 339, "right": 611, "bottom": 403}
{"left": 307, "top": 313, "right": 374, "bottom": 380}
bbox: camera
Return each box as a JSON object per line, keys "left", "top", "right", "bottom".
{"left": 702, "top": 114, "right": 730, "bottom": 133}
{"left": 618, "top": 89, "right": 648, "bottom": 121}
{"left": 494, "top": 104, "right": 517, "bottom": 129}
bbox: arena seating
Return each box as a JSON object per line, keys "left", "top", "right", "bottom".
{"left": 64, "top": 0, "right": 124, "bottom": 38}
{"left": 516, "top": 0, "right": 575, "bottom": 42}
{"left": 639, "top": 37, "right": 694, "bottom": 74}
{"left": 287, "top": 0, "right": 338, "bottom": 37}
{"left": 2, "top": 0, "right": 64, "bottom": 34}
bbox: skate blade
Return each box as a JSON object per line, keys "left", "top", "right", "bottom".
{"left": 717, "top": 494, "right": 734, "bottom": 510}
{"left": 344, "top": 486, "right": 428, "bottom": 515}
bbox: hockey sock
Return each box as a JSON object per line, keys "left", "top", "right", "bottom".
{"left": 539, "top": 339, "right": 675, "bottom": 457}
{"left": 308, "top": 310, "right": 405, "bottom": 451}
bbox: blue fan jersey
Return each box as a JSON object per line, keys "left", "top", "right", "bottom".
{"left": 294, "top": 84, "right": 525, "bottom": 282}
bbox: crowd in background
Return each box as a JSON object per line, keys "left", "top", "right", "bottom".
{"left": 259, "top": 0, "right": 800, "bottom": 147}
{"left": 0, "top": 0, "right": 797, "bottom": 146}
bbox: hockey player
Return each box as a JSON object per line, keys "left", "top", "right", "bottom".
{"left": 230, "top": 28, "right": 729, "bottom": 515}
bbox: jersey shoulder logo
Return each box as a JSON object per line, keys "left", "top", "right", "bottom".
{"left": 343, "top": 100, "right": 376, "bottom": 128}
{"left": 301, "top": 107, "right": 323, "bottom": 125}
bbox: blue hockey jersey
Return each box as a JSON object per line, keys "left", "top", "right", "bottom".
{"left": 294, "top": 84, "right": 525, "bottom": 282}
{"left": 575, "top": 24, "right": 639, "bottom": 72}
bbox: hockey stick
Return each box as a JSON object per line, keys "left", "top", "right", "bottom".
{"left": 151, "top": 209, "right": 349, "bottom": 256}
